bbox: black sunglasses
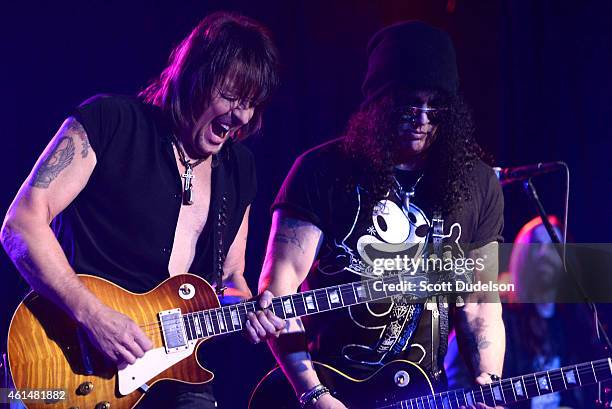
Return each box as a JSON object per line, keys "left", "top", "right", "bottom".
{"left": 395, "top": 106, "right": 449, "bottom": 124}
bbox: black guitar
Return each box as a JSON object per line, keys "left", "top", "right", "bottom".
{"left": 249, "top": 357, "right": 612, "bottom": 409}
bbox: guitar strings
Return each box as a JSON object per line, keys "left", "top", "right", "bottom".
{"left": 135, "top": 285, "right": 336, "bottom": 331}
{"left": 134, "top": 272, "right": 426, "bottom": 335}
{"left": 135, "top": 273, "right": 429, "bottom": 331}
{"left": 135, "top": 284, "right": 376, "bottom": 331}
{"left": 135, "top": 309, "right": 256, "bottom": 337}
{"left": 135, "top": 304, "right": 257, "bottom": 332}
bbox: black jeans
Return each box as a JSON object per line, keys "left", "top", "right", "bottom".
{"left": 135, "top": 381, "right": 217, "bottom": 409}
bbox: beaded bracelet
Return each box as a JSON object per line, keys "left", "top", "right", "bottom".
{"left": 299, "top": 384, "right": 330, "bottom": 408}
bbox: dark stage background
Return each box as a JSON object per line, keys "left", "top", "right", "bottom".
{"left": 2, "top": 1, "right": 611, "bottom": 407}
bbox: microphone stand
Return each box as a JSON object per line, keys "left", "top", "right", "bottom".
{"left": 522, "top": 179, "right": 612, "bottom": 406}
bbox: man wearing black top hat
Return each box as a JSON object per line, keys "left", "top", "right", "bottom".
{"left": 247, "top": 21, "right": 505, "bottom": 409}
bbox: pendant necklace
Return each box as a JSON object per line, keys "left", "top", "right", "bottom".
{"left": 393, "top": 172, "right": 424, "bottom": 210}
{"left": 173, "top": 137, "right": 206, "bottom": 205}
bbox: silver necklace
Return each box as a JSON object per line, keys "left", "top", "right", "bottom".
{"left": 393, "top": 172, "right": 424, "bottom": 210}
{"left": 173, "top": 137, "right": 206, "bottom": 206}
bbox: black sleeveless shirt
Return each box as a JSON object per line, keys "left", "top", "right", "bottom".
{"left": 53, "top": 94, "right": 256, "bottom": 292}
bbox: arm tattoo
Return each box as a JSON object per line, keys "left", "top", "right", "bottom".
{"left": 462, "top": 317, "right": 491, "bottom": 370}
{"left": 466, "top": 317, "right": 491, "bottom": 349}
{"left": 1, "top": 224, "right": 38, "bottom": 276}
{"left": 295, "top": 351, "right": 314, "bottom": 373}
{"left": 273, "top": 218, "right": 314, "bottom": 254}
{"left": 275, "top": 231, "right": 304, "bottom": 254}
{"left": 30, "top": 136, "right": 75, "bottom": 188}
{"left": 68, "top": 120, "right": 90, "bottom": 158}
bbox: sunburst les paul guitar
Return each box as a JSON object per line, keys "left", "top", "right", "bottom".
{"left": 8, "top": 272, "right": 435, "bottom": 409}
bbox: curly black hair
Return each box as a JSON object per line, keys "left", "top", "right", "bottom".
{"left": 342, "top": 90, "right": 488, "bottom": 218}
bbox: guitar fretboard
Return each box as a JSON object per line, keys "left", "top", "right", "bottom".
{"left": 177, "top": 273, "right": 430, "bottom": 340}
{"left": 380, "top": 358, "right": 612, "bottom": 409}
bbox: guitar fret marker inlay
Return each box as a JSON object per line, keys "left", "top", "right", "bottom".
{"left": 283, "top": 299, "right": 293, "bottom": 314}
{"left": 193, "top": 315, "right": 202, "bottom": 337}
{"left": 537, "top": 376, "right": 549, "bottom": 391}
{"left": 216, "top": 311, "right": 225, "bottom": 331}
{"left": 204, "top": 314, "right": 213, "bottom": 334}
{"left": 493, "top": 385, "right": 502, "bottom": 401}
{"left": 230, "top": 308, "right": 240, "bottom": 327}
{"left": 513, "top": 380, "right": 524, "bottom": 397}
{"left": 565, "top": 370, "right": 577, "bottom": 385}
{"left": 305, "top": 295, "right": 316, "bottom": 310}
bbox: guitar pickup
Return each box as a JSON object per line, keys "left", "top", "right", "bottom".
{"left": 159, "top": 308, "right": 189, "bottom": 353}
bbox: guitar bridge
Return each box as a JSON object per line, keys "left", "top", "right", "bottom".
{"left": 159, "top": 308, "right": 189, "bottom": 353}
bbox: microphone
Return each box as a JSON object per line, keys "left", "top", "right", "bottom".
{"left": 493, "top": 162, "right": 565, "bottom": 186}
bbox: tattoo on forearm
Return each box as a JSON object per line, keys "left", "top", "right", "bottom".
{"left": 465, "top": 332, "right": 491, "bottom": 352}
{"left": 30, "top": 136, "right": 75, "bottom": 188}
{"left": 1, "top": 225, "right": 38, "bottom": 276}
{"left": 467, "top": 317, "right": 491, "bottom": 349}
{"left": 1, "top": 225, "right": 19, "bottom": 258}
{"left": 274, "top": 218, "right": 314, "bottom": 254}
{"left": 462, "top": 317, "right": 491, "bottom": 370}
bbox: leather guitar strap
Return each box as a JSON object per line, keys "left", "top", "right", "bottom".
{"left": 429, "top": 211, "right": 448, "bottom": 381}
{"left": 211, "top": 150, "right": 230, "bottom": 297}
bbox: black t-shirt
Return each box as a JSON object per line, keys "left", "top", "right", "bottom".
{"left": 53, "top": 94, "right": 256, "bottom": 292}
{"left": 272, "top": 138, "right": 503, "bottom": 378}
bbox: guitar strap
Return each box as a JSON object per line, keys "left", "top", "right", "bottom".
{"left": 211, "top": 145, "right": 231, "bottom": 297}
{"left": 429, "top": 211, "right": 449, "bottom": 381}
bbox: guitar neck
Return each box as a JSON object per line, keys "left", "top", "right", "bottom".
{"left": 178, "top": 273, "right": 429, "bottom": 341}
{"left": 388, "top": 358, "right": 612, "bottom": 409}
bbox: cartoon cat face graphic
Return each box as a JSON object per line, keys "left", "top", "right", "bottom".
{"left": 356, "top": 199, "right": 430, "bottom": 276}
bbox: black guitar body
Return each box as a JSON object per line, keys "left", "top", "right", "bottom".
{"left": 249, "top": 360, "right": 435, "bottom": 409}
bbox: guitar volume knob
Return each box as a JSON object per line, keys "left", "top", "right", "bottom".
{"left": 77, "top": 381, "right": 94, "bottom": 395}
{"left": 394, "top": 370, "right": 410, "bottom": 387}
{"left": 95, "top": 401, "right": 111, "bottom": 409}
{"left": 179, "top": 283, "right": 196, "bottom": 300}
